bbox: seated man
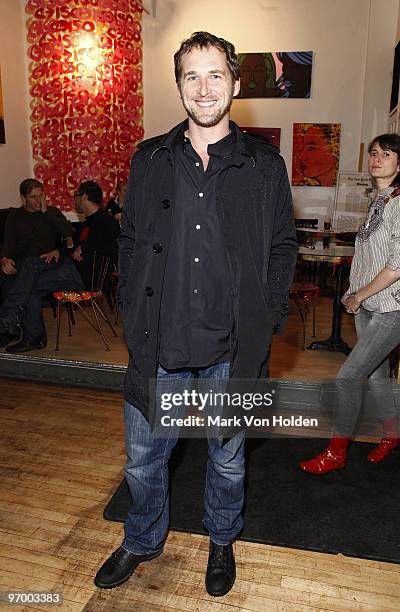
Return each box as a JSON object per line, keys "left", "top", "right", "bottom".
{"left": 0, "top": 178, "right": 84, "bottom": 352}
{"left": 72, "top": 180, "right": 119, "bottom": 289}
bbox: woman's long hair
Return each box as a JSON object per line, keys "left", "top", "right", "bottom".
{"left": 368, "top": 133, "right": 400, "bottom": 187}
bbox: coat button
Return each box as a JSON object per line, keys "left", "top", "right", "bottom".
{"left": 144, "top": 329, "right": 149, "bottom": 337}
{"left": 161, "top": 199, "right": 170, "bottom": 209}
{"left": 152, "top": 242, "right": 163, "bottom": 253}
{"left": 145, "top": 286, "right": 154, "bottom": 296}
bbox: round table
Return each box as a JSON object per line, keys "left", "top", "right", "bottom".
{"left": 299, "top": 244, "right": 355, "bottom": 354}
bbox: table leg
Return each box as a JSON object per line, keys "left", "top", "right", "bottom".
{"left": 308, "top": 263, "right": 352, "bottom": 355}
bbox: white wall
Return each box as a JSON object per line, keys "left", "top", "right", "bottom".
{"left": 1, "top": 0, "right": 398, "bottom": 217}
{"left": 142, "top": 0, "right": 399, "bottom": 223}
{"left": 0, "top": 0, "right": 32, "bottom": 208}
{"left": 360, "top": 0, "right": 399, "bottom": 168}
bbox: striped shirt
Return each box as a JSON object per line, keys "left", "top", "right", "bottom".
{"left": 342, "top": 186, "right": 400, "bottom": 312}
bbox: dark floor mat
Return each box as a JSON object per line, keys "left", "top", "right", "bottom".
{"left": 104, "top": 437, "right": 400, "bottom": 564}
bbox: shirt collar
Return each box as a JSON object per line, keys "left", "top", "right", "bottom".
{"left": 151, "top": 120, "right": 256, "bottom": 168}
{"left": 181, "top": 125, "right": 236, "bottom": 161}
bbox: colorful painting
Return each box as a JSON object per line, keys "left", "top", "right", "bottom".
{"left": 240, "top": 127, "right": 281, "bottom": 149}
{"left": 292, "top": 123, "right": 341, "bottom": 187}
{"left": 0, "top": 67, "right": 5, "bottom": 144}
{"left": 237, "top": 52, "right": 313, "bottom": 99}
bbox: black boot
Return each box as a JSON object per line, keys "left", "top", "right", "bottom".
{"left": 205, "top": 541, "right": 236, "bottom": 597}
{"left": 94, "top": 546, "right": 163, "bottom": 589}
{"left": 0, "top": 332, "right": 20, "bottom": 348}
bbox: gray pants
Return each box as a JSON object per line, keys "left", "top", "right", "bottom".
{"left": 335, "top": 306, "right": 400, "bottom": 436}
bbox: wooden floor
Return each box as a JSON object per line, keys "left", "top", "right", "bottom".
{"left": 1, "top": 298, "right": 399, "bottom": 611}
{"left": 0, "top": 379, "right": 400, "bottom": 611}
{"left": 26, "top": 296, "right": 357, "bottom": 381}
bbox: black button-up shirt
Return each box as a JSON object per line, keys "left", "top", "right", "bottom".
{"left": 158, "top": 128, "right": 235, "bottom": 369}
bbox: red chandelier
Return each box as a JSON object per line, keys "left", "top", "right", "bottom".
{"left": 25, "top": 0, "right": 144, "bottom": 210}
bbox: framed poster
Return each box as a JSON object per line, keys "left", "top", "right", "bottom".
{"left": 237, "top": 51, "right": 313, "bottom": 98}
{"left": 292, "top": 123, "right": 341, "bottom": 187}
{"left": 332, "top": 172, "right": 372, "bottom": 232}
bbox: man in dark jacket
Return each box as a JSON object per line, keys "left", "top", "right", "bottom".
{"left": 0, "top": 178, "right": 84, "bottom": 352}
{"left": 95, "top": 32, "right": 298, "bottom": 596}
{"left": 72, "top": 180, "right": 119, "bottom": 289}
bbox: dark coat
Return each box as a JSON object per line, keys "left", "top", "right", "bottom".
{"left": 118, "top": 121, "right": 298, "bottom": 418}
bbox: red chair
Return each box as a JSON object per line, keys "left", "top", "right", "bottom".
{"left": 289, "top": 282, "right": 320, "bottom": 350}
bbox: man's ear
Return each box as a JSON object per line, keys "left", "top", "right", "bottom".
{"left": 20, "top": 194, "right": 26, "bottom": 207}
{"left": 176, "top": 80, "right": 182, "bottom": 100}
{"left": 233, "top": 78, "right": 240, "bottom": 97}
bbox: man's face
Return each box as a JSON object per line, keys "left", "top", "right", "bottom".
{"left": 74, "top": 188, "right": 85, "bottom": 214}
{"left": 177, "top": 46, "right": 240, "bottom": 128}
{"left": 23, "top": 187, "right": 44, "bottom": 212}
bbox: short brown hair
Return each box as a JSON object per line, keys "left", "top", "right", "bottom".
{"left": 368, "top": 133, "right": 400, "bottom": 187}
{"left": 174, "top": 31, "right": 240, "bottom": 84}
{"left": 19, "top": 178, "right": 43, "bottom": 197}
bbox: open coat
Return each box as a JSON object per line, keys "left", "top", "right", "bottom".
{"left": 118, "top": 121, "right": 298, "bottom": 418}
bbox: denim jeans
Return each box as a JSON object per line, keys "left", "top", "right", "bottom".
{"left": 123, "top": 362, "right": 246, "bottom": 555}
{"left": 0, "top": 255, "right": 84, "bottom": 343}
{"left": 335, "top": 306, "right": 400, "bottom": 436}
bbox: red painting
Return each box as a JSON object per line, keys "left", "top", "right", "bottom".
{"left": 292, "top": 123, "right": 341, "bottom": 186}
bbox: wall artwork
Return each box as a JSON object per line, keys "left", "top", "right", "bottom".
{"left": 25, "top": 0, "right": 144, "bottom": 211}
{"left": 291, "top": 123, "right": 341, "bottom": 187}
{"left": 240, "top": 127, "right": 281, "bottom": 149}
{"left": 0, "top": 67, "right": 5, "bottom": 144}
{"left": 390, "top": 40, "right": 400, "bottom": 113}
{"left": 237, "top": 52, "right": 313, "bottom": 99}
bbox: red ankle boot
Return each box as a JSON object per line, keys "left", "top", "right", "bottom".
{"left": 367, "top": 418, "right": 398, "bottom": 463}
{"left": 299, "top": 436, "right": 350, "bottom": 474}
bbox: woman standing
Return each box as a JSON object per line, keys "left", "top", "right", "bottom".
{"left": 300, "top": 133, "right": 400, "bottom": 474}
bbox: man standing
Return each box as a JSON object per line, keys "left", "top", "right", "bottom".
{"left": 95, "top": 32, "right": 298, "bottom": 596}
{"left": 0, "top": 178, "right": 84, "bottom": 352}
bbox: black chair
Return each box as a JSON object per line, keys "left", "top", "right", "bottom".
{"left": 53, "top": 254, "right": 118, "bottom": 351}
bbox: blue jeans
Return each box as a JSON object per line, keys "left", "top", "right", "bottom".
{"left": 0, "top": 256, "right": 84, "bottom": 343}
{"left": 123, "top": 362, "right": 246, "bottom": 555}
{"left": 335, "top": 306, "right": 400, "bottom": 436}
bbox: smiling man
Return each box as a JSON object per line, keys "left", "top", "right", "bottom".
{"left": 95, "top": 32, "right": 298, "bottom": 597}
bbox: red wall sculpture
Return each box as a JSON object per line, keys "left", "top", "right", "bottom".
{"left": 25, "top": 0, "right": 144, "bottom": 211}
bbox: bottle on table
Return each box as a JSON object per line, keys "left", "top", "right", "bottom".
{"left": 323, "top": 215, "right": 332, "bottom": 248}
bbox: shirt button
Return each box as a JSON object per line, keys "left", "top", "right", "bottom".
{"left": 193, "top": 289, "right": 198, "bottom": 294}
{"left": 194, "top": 257, "right": 199, "bottom": 263}
{"left": 195, "top": 162, "right": 200, "bottom": 167}
{"left": 199, "top": 192, "right": 204, "bottom": 198}
{"left": 195, "top": 224, "right": 201, "bottom": 230}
